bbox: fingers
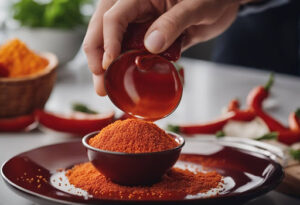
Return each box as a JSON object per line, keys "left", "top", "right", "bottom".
{"left": 144, "top": 0, "right": 233, "bottom": 54}
{"left": 83, "top": 0, "right": 116, "bottom": 75}
{"left": 102, "top": 0, "right": 152, "bottom": 69}
{"left": 182, "top": 3, "right": 239, "bottom": 50}
{"left": 144, "top": 1, "right": 190, "bottom": 54}
{"left": 93, "top": 74, "right": 107, "bottom": 96}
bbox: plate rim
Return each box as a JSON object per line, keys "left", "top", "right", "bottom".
{"left": 1, "top": 139, "right": 285, "bottom": 204}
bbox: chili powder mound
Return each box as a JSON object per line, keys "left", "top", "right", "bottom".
{"left": 66, "top": 162, "right": 223, "bottom": 200}
{"left": 89, "top": 119, "right": 179, "bottom": 153}
{"left": 0, "top": 39, "right": 48, "bottom": 78}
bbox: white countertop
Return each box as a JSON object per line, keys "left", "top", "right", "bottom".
{"left": 1, "top": 53, "right": 300, "bottom": 205}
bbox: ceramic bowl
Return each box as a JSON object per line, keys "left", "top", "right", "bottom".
{"left": 8, "top": 27, "right": 84, "bottom": 64}
{"left": 82, "top": 131, "right": 185, "bottom": 186}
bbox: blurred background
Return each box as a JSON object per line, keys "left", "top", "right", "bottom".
{"left": 0, "top": 0, "right": 95, "bottom": 65}
{"left": 0, "top": 0, "right": 299, "bottom": 76}
{"left": 0, "top": 0, "right": 214, "bottom": 66}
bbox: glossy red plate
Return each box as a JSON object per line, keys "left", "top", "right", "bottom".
{"left": 1, "top": 138, "right": 283, "bottom": 205}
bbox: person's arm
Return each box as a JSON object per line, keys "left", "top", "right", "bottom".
{"left": 239, "top": 0, "right": 290, "bottom": 16}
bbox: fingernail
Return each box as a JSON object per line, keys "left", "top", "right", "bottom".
{"left": 102, "top": 52, "right": 111, "bottom": 70}
{"left": 144, "top": 30, "right": 165, "bottom": 53}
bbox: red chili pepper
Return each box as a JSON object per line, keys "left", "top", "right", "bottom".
{"left": 168, "top": 110, "right": 256, "bottom": 135}
{"left": 227, "top": 99, "right": 240, "bottom": 112}
{"left": 246, "top": 74, "right": 287, "bottom": 131}
{"left": 247, "top": 86, "right": 269, "bottom": 110}
{"left": 255, "top": 109, "right": 287, "bottom": 131}
{"left": 257, "top": 130, "right": 300, "bottom": 145}
{"left": 122, "top": 21, "right": 182, "bottom": 61}
{"left": 0, "top": 63, "right": 9, "bottom": 77}
{"left": 0, "top": 114, "right": 35, "bottom": 132}
{"left": 247, "top": 74, "right": 274, "bottom": 110}
{"left": 289, "top": 109, "right": 300, "bottom": 131}
{"left": 35, "top": 110, "right": 114, "bottom": 135}
{"left": 277, "top": 130, "right": 300, "bottom": 145}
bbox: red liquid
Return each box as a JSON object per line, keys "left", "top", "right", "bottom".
{"left": 105, "top": 50, "right": 183, "bottom": 121}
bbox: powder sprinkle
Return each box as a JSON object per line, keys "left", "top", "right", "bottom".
{"left": 66, "top": 162, "right": 223, "bottom": 200}
{"left": 89, "top": 119, "right": 179, "bottom": 153}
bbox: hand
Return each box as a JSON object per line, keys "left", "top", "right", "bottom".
{"left": 84, "top": 0, "right": 244, "bottom": 96}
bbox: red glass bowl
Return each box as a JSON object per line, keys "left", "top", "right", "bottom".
{"left": 104, "top": 50, "right": 183, "bottom": 121}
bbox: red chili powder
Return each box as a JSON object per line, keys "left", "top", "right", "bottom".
{"left": 89, "top": 119, "right": 179, "bottom": 153}
{"left": 66, "top": 162, "right": 223, "bottom": 200}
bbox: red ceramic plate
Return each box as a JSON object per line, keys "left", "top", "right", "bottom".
{"left": 1, "top": 138, "right": 284, "bottom": 205}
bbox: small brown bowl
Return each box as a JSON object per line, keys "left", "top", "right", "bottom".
{"left": 0, "top": 52, "right": 58, "bottom": 118}
{"left": 82, "top": 131, "right": 185, "bottom": 186}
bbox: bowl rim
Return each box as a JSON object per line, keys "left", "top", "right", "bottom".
{"left": 0, "top": 52, "right": 58, "bottom": 82}
{"left": 82, "top": 130, "right": 185, "bottom": 156}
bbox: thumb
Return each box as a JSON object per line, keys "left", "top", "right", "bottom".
{"left": 144, "top": 0, "right": 235, "bottom": 54}
{"left": 144, "top": 1, "right": 195, "bottom": 54}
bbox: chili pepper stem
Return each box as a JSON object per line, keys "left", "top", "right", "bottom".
{"left": 167, "top": 124, "right": 180, "bottom": 134}
{"left": 216, "top": 131, "right": 226, "bottom": 138}
{"left": 264, "top": 73, "right": 274, "bottom": 91}
{"left": 290, "top": 149, "right": 300, "bottom": 160}
{"left": 255, "top": 132, "right": 278, "bottom": 141}
{"left": 295, "top": 108, "right": 300, "bottom": 119}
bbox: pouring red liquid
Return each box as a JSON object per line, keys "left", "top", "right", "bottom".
{"left": 104, "top": 21, "right": 183, "bottom": 121}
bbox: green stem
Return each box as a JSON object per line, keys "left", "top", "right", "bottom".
{"left": 295, "top": 108, "right": 300, "bottom": 119}
{"left": 255, "top": 132, "right": 278, "bottom": 141}
{"left": 216, "top": 130, "right": 226, "bottom": 138}
{"left": 264, "top": 73, "right": 274, "bottom": 91}
{"left": 167, "top": 124, "right": 180, "bottom": 133}
{"left": 290, "top": 149, "right": 300, "bottom": 161}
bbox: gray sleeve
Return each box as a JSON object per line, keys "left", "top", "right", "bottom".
{"left": 238, "top": 0, "right": 290, "bottom": 16}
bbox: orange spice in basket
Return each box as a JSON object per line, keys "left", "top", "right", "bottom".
{"left": 89, "top": 119, "right": 179, "bottom": 153}
{"left": 0, "top": 39, "right": 48, "bottom": 78}
{"left": 66, "top": 162, "right": 223, "bottom": 200}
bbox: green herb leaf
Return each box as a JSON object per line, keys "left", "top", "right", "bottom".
{"left": 72, "top": 103, "right": 98, "bottom": 114}
{"left": 290, "top": 149, "right": 300, "bottom": 161}
{"left": 255, "top": 132, "right": 278, "bottom": 141}
{"left": 12, "top": 0, "right": 92, "bottom": 29}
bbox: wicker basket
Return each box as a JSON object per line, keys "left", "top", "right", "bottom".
{"left": 0, "top": 53, "right": 58, "bottom": 118}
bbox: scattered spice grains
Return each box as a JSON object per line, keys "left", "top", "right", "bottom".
{"left": 89, "top": 119, "right": 179, "bottom": 153}
{"left": 17, "top": 170, "right": 48, "bottom": 189}
{"left": 0, "top": 39, "right": 48, "bottom": 77}
{"left": 66, "top": 162, "right": 223, "bottom": 200}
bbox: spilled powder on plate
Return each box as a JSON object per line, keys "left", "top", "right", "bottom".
{"left": 51, "top": 162, "right": 225, "bottom": 200}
